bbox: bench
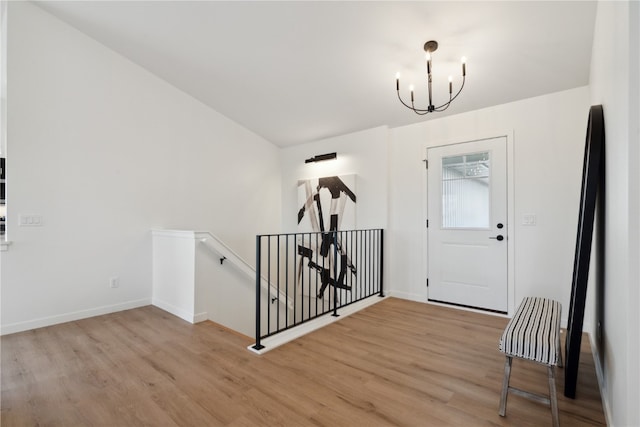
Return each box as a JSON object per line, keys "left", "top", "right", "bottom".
{"left": 498, "top": 296, "right": 563, "bottom": 426}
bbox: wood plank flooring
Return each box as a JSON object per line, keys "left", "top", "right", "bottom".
{"left": 1, "top": 297, "right": 605, "bottom": 426}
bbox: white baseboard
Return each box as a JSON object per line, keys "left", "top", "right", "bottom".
{"left": 386, "top": 290, "right": 426, "bottom": 303}
{"left": 193, "top": 311, "right": 208, "bottom": 323}
{"left": 248, "top": 296, "right": 387, "bottom": 354}
{"left": 151, "top": 298, "right": 198, "bottom": 324}
{"left": 387, "top": 291, "right": 510, "bottom": 320}
{"left": 589, "top": 332, "right": 613, "bottom": 426}
{"left": 1, "top": 298, "right": 152, "bottom": 336}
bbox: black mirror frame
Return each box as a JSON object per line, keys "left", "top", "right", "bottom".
{"left": 565, "top": 105, "right": 605, "bottom": 398}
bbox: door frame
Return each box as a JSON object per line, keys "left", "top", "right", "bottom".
{"left": 422, "top": 131, "right": 516, "bottom": 317}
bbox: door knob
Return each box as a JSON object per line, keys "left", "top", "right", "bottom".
{"left": 489, "top": 235, "right": 504, "bottom": 241}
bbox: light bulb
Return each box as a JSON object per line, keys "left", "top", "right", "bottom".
{"left": 409, "top": 84, "right": 414, "bottom": 92}
{"left": 395, "top": 72, "right": 401, "bottom": 80}
{"left": 461, "top": 56, "right": 467, "bottom": 64}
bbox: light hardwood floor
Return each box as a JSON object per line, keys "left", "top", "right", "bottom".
{"left": 1, "top": 297, "right": 605, "bottom": 426}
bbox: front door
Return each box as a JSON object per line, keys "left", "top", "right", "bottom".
{"left": 427, "top": 137, "right": 508, "bottom": 312}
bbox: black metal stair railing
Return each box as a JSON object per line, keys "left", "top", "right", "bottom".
{"left": 253, "top": 229, "right": 384, "bottom": 350}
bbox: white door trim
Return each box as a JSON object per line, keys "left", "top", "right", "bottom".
{"left": 422, "top": 131, "right": 516, "bottom": 317}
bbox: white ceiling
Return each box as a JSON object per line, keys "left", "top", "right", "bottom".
{"left": 34, "top": 1, "right": 597, "bottom": 147}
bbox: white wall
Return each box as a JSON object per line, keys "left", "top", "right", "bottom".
{"left": 0, "top": 2, "right": 281, "bottom": 334}
{"left": 280, "top": 126, "right": 389, "bottom": 232}
{"left": 388, "top": 87, "right": 590, "bottom": 322}
{"left": 0, "top": 0, "right": 6, "bottom": 157}
{"left": 633, "top": 3, "right": 640, "bottom": 425}
{"left": 589, "top": 1, "right": 639, "bottom": 425}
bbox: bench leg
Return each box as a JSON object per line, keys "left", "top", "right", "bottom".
{"left": 548, "top": 365, "right": 560, "bottom": 427}
{"left": 557, "top": 329, "right": 564, "bottom": 368}
{"left": 499, "top": 356, "right": 512, "bottom": 417}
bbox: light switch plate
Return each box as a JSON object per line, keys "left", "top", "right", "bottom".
{"left": 523, "top": 214, "right": 537, "bottom": 226}
{"left": 19, "top": 214, "right": 43, "bottom": 226}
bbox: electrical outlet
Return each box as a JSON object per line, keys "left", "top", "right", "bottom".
{"left": 109, "top": 277, "right": 119, "bottom": 288}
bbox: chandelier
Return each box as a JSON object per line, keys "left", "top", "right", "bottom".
{"left": 396, "top": 40, "right": 466, "bottom": 115}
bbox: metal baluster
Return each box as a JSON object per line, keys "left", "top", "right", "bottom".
{"left": 379, "top": 229, "right": 385, "bottom": 297}
{"left": 267, "top": 235, "right": 271, "bottom": 335}
{"left": 367, "top": 230, "right": 371, "bottom": 297}
{"left": 276, "top": 235, "right": 280, "bottom": 331}
{"left": 285, "top": 234, "right": 289, "bottom": 328}
{"left": 307, "top": 233, "right": 311, "bottom": 322}
{"left": 253, "top": 236, "right": 264, "bottom": 350}
{"left": 374, "top": 230, "right": 378, "bottom": 296}
{"left": 316, "top": 231, "right": 320, "bottom": 316}
{"left": 332, "top": 231, "right": 338, "bottom": 317}
{"left": 358, "top": 230, "right": 362, "bottom": 301}
{"left": 294, "top": 233, "right": 298, "bottom": 326}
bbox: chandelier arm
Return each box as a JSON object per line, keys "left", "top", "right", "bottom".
{"left": 397, "top": 91, "right": 431, "bottom": 113}
{"left": 434, "top": 76, "right": 466, "bottom": 110}
{"left": 433, "top": 93, "right": 453, "bottom": 112}
{"left": 434, "top": 101, "right": 452, "bottom": 112}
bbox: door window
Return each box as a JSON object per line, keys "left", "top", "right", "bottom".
{"left": 441, "top": 151, "right": 490, "bottom": 229}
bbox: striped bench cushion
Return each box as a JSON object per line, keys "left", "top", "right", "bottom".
{"left": 499, "top": 297, "right": 562, "bottom": 365}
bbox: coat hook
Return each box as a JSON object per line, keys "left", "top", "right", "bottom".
{"left": 220, "top": 256, "right": 226, "bottom": 265}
